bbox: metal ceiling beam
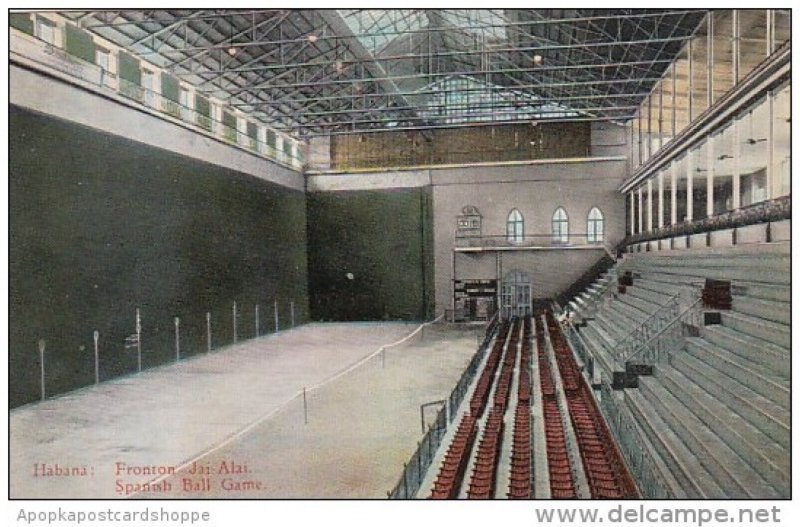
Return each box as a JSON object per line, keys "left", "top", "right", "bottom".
{"left": 128, "top": 10, "right": 209, "bottom": 48}
{"left": 213, "top": 73, "right": 663, "bottom": 96}
{"left": 317, "top": 10, "right": 421, "bottom": 122}
{"left": 232, "top": 90, "right": 649, "bottom": 110}
{"left": 81, "top": 10, "right": 275, "bottom": 29}
{"left": 256, "top": 101, "right": 641, "bottom": 120}
{"left": 80, "top": 9, "right": 703, "bottom": 33}
{"left": 138, "top": 34, "right": 695, "bottom": 58}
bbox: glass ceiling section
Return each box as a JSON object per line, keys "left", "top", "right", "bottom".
{"left": 439, "top": 9, "right": 508, "bottom": 41}
{"left": 338, "top": 9, "right": 427, "bottom": 54}
{"left": 416, "top": 75, "right": 579, "bottom": 125}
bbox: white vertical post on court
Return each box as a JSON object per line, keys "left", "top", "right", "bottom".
{"left": 38, "top": 339, "right": 46, "bottom": 401}
{"left": 303, "top": 387, "right": 308, "bottom": 425}
{"left": 93, "top": 330, "right": 100, "bottom": 385}
{"left": 290, "top": 301, "right": 295, "bottom": 328}
{"left": 174, "top": 317, "right": 180, "bottom": 361}
{"left": 274, "top": 299, "right": 279, "bottom": 332}
{"left": 135, "top": 308, "right": 142, "bottom": 373}
{"left": 255, "top": 304, "right": 260, "bottom": 337}
{"left": 206, "top": 312, "right": 212, "bottom": 352}
{"left": 232, "top": 301, "right": 238, "bottom": 344}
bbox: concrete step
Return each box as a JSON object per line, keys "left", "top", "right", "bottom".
{"left": 657, "top": 367, "right": 789, "bottom": 495}
{"left": 630, "top": 278, "right": 695, "bottom": 299}
{"left": 732, "top": 296, "right": 790, "bottom": 326}
{"left": 626, "top": 285, "right": 673, "bottom": 306}
{"left": 624, "top": 390, "right": 724, "bottom": 498}
{"left": 587, "top": 283, "right": 606, "bottom": 296}
{"left": 720, "top": 311, "right": 790, "bottom": 349}
{"left": 700, "top": 325, "right": 788, "bottom": 378}
{"left": 626, "top": 253, "right": 790, "bottom": 272}
{"left": 579, "top": 326, "right": 618, "bottom": 379}
{"left": 639, "top": 377, "right": 781, "bottom": 498}
{"left": 622, "top": 403, "right": 689, "bottom": 499}
{"left": 685, "top": 338, "right": 789, "bottom": 408}
{"left": 610, "top": 298, "right": 650, "bottom": 324}
{"left": 625, "top": 265, "right": 789, "bottom": 286}
{"left": 635, "top": 273, "right": 789, "bottom": 303}
{"left": 617, "top": 294, "right": 660, "bottom": 317}
{"left": 595, "top": 310, "right": 634, "bottom": 344}
{"left": 731, "top": 282, "right": 790, "bottom": 303}
{"left": 670, "top": 352, "right": 789, "bottom": 450}
{"left": 580, "top": 291, "right": 596, "bottom": 304}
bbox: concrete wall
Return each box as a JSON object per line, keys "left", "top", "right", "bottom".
{"left": 591, "top": 121, "right": 629, "bottom": 158}
{"left": 10, "top": 64, "right": 303, "bottom": 191}
{"left": 431, "top": 159, "right": 628, "bottom": 311}
{"left": 9, "top": 105, "right": 309, "bottom": 408}
{"left": 328, "top": 122, "right": 592, "bottom": 170}
{"left": 308, "top": 155, "right": 627, "bottom": 317}
{"left": 306, "top": 187, "right": 434, "bottom": 321}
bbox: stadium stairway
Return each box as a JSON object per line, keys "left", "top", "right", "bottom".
{"left": 563, "top": 241, "right": 790, "bottom": 498}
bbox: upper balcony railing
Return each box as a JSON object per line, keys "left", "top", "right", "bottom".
{"left": 10, "top": 29, "right": 304, "bottom": 171}
{"left": 454, "top": 233, "right": 607, "bottom": 250}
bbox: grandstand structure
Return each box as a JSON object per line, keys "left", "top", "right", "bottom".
{"left": 7, "top": 9, "right": 791, "bottom": 500}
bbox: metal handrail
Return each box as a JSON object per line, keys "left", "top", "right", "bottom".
{"left": 611, "top": 291, "right": 682, "bottom": 364}
{"left": 599, "top": 382, "right": 673, "bottom": 498}
{"left": 623, "top": 297, "right": 703, "bottom": 366}
{"left": 565, "top": 317, "right": 592, "bottom": 362}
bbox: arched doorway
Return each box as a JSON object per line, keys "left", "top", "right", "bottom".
{"left": 501, "top": 270, "right": 532, "bottom": 319}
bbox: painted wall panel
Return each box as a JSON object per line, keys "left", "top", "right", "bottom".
{"left": 9, "top": 105, "right": 308, "bottom": 408}
{"left": 307, "top": 188, "right": 434, "bottom": 321}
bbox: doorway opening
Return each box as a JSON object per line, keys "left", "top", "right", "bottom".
{"left": 501, "top": 270, "right": 532, "bottom": 319}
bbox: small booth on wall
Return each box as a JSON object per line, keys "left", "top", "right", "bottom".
{"left": 451, "top": 206, "right": 501, "bottom": 322}
{"left": 453, "top": 279, "right": 497, "bottom": 322}
{"left": 452, "top": 206, "right": 495, "bottom": 322}
{"left": 456, "top": 205, "right": 482, "bottom": 237}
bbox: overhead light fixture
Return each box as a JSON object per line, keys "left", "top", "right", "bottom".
{"left": 532, "top": 54, "right": 543, "bottom": 65}
{"left": 307, "top": 34, "right": 318, "bottom": 43}
{"left": 227, "top": 47, "right": 237, "bottom": 56}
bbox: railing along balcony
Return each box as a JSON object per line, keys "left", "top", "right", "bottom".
{"left": 10, "top": 29, "right": 303, "bottom": 170}
{"left": 454, "top": 233, "right": 607, "bottom": 250}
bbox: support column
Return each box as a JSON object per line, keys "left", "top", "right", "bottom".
{"left": 670, "top": 161, "right": 678, "bottom": 226}
{"left": 671, "top": 62, "right": 677, "bottom": 137}
{"left": 766, "top": 10, "right": 774, "bottom": 55}
{"left": 657, "top": 171, "right": 664, "bottom": 229}
{"left": 686, "top": 150, "right": 694, "bottom": 222}
{"left": 707, "top": 14, "right": 714, "bottom": 108}
{"left": 707, "top": 136, "right": 715, "bottom": 218}
{"left": 732, "top": 10, "right": 740, "bottom": 82}
{"left": 638, "top": 105, "right": 644, "bottom": 166}
{"left": 629, "top": 191, "right": 636, "bottom": 234}
{"left": 646, "top": 179, "right": 653, "bottom": 232}
{"left": 767, "top": 89, "right": 775, "bottom": 199}
{"left": 637, "top": 187, "right": 643, "bottom": 233}
{"left": 688, "top": 38, "right": 694, "bottom": 121}
{"left": 732, "top": 115, "right": 741, "bottom": 209}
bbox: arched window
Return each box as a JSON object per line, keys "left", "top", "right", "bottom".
{"left": 552, "top": 207, "right": 569, "bottom": 244}
{"left": 506, "top": 209, "right": 524, "bottom": 243}
{"left": 587, "top": 207, "right": 604, "bottom": 244}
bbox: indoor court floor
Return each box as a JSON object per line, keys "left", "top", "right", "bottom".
{"left": 10, "top": 322, "right": 481, "bottom": 499}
